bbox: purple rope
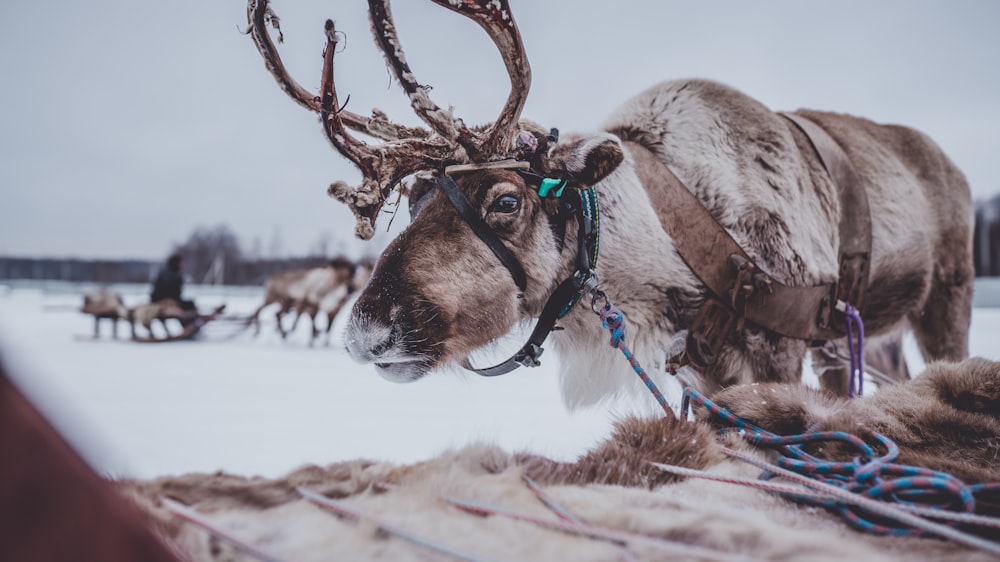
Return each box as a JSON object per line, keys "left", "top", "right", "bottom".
{"left": 844, "top": 303, "right": 865, "bottom": 397}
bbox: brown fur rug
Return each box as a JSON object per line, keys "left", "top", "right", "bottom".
{"left": 121, "top": 358, "right": 1000, "bottom": 561}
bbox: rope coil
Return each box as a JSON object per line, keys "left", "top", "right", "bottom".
{"left": 682, "top": 387, "right": 1000, "bottom": 537}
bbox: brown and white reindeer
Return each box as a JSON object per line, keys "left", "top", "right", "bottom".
{"left": 312, "top": 256, "right": 376, "bottom": 346}
{"left": 250, "top": 258, "right": 369, "bottom": 345}
{"left": 295, "top": 256, "right": 360, "bottom": 346}
{"left": 80, "top": 288, "right": 130, "bottom": 338}
{"left": 246, "top": 0, "right": 973, "bottom": 409}
{"left": 249, "top": 267, "right": 313, "bottom": 338}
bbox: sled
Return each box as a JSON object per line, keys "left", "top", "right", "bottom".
{"left": 129, "top": 305, "right": 230, "bottom": 344}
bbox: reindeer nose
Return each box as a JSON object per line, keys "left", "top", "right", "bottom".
{"left": 343, "top": 314, "right": 393, "bottom": 364}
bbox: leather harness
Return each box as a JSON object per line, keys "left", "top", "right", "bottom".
{"left": 436, "top": 113, "right": 871, "bottom": 378}
{"left": 635, "top": 112, "right": 872, "bottom": 371}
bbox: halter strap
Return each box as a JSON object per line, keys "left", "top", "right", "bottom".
{"left": 462, "top": 186, "right": 601, "bottom": 377}
{"left": 436, "top": 176, "right": 528, "bottom": 292}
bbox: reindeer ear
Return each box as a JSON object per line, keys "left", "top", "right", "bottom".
{"left": 542, "top": 133, "right": 624, "bottom": 186}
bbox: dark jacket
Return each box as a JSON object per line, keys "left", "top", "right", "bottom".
{"left": 151, "top": 267, "right": 183, "bottom": 303}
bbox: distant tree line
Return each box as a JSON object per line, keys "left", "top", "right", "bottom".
{"left": 4, "top": 202, "right": 1000, "bottom": 285}
{"left": 0, "top": 224, "right": 369, "bottom": 286}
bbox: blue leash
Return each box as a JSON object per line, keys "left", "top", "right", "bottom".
{"left": 591, "top": 292, "right": 672, "bottom": 416}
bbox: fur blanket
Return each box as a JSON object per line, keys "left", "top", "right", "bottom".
{"left": 121, "top": 358, "right": 1000, "bottom": 561}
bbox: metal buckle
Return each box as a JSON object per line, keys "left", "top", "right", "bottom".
{"left": 686, "top": 296, "right": 736, "bottom": 369}
{"left": 515, "top": 344, "right": 544, "bottom": 368}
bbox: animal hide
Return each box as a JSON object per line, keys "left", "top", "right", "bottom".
{"left": 121, "top": 358, "right": 1000, "bottom": 561}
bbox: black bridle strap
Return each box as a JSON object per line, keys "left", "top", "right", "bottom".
{"left": 461, "top": 276, "right": 585, "bottom": 376}
{"left": 462, "top": 187, "right": 600, "bottom": 377}
{"left": 436, "top": 176, "right": 528, "bottom": 292}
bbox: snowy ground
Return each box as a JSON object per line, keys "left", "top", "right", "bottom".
{"left": 1, "top": 280, "right": 999, "bottom": 480}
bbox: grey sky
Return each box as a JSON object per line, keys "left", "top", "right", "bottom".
{"left": 1, "top": 1, "right": 998, "bottom": 260}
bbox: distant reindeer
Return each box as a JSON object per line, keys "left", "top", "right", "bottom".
{"left": 250, "top": 258, "right": 366, "bottom": 344}
{"left": 292, "top": 257, "right": 360, "bottom": 346}
{"left": 249, "top": 267, "right": 313, "bottom": 338}
{"left": 80, "top": 288, "right": 129, "bottom": 338}
{"left": 248, "top": 1, "right": 973, "bottom": 408}
{"left": 128, "top": 299, "right": 187, "bottom": 340}
{"left": 313, "top": 257, "right": 376, "bottom": 346}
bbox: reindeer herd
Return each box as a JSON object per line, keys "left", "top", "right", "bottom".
{"left": 80, "top": 256, "right": 374, "bottom": 345}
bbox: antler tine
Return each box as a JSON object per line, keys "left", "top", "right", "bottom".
{"left": 247, "top": 0, "right": 459, "bottom": 239}
{"left": 247, "top": 0, "right": 324, "bottom": 114}
{"left": 246, "top": 0, "right": 433, "bottom": 143}
{"left": 429, "top": 0, "right": 531, "bottom": 157}
{"left": 319, "top": 19, "right": 456, "bottom": 239}
{"left": 367, "top": 0, "right": 474, "bottom": 150}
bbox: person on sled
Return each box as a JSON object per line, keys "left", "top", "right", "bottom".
{"left": 151, "top": 253, "right": 196, "bottom": 314}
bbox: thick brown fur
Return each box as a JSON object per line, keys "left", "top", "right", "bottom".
{"left": 345, "top": 79, "right": 974, "bottom": 408}
{"left": 120, "top": 358, "right": 1000, "bottom": 561}
{"left": 709, "top": 358, "right": 1000, "bottom": 495}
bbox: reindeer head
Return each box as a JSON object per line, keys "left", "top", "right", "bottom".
{"left": 248, "top": 0, "right": 626, "bottom": 381}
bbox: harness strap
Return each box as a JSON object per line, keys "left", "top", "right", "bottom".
{"left": 782, "top": 112, "right": 872, "bottom": 324}
{"left": 628, "top": 113, "right": 872, "bottom": 369}
{"left": 630, "top": 142, "right": 839, "bottom": 344}
{"left": 436, "top": 176, "right": 528, "bottom": 292}
{"left": 461, "top": 276, "right": 586, "bottom": 376}
{"left": 463, "top": 186, "right": 600, "bottom": 377}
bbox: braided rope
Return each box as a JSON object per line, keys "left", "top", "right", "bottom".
{"left": 681, "top": 388, "right": 1000, "bottom": 547}
{"left": 594, "top": 296, "right": 673, "bottom": 416}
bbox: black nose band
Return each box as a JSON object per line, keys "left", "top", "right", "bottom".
{"left": 434, "top": 176, "right": 528, "bottom": 292}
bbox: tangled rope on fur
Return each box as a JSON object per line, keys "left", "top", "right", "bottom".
{"left": 681, "top": 387, "right": 1000, "bottom": 538}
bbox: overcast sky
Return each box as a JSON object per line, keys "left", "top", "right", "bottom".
{"left": 2, "top": 1, "right": 998, "bottom": 260}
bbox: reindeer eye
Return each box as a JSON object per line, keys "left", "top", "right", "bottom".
{"left": 489, "top": 194, "right": 521, "bottom": 214}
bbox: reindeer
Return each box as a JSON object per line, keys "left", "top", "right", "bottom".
{"left": 128, "top": 299, "right": 188, "bottom": 340}
{"left": 80, "top": 288, "right": 129, "bottom": 338}
{"left": 312, "top": 257, "right": 376, "bottom": 347}
{"left": 246, "top": 1, "right": 973, "bottom": 408}
{"left": 251, "top": 259, "right": 366, "bottom": 344}
{"left": 292, "top": 257, "right": 359, "bottom": 346}
{"left": 249, "top": 267, "right": 313, "bottom": 338}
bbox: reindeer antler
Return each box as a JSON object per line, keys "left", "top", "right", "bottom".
{"left": 246, "top": 0, "right": 532, "bottom": 239}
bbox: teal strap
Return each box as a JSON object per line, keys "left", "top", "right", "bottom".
{"left": 537, "top": 178, "right": 567, "bottom": 198}
{"left": 557, "top": 186, "right": 600, "bottom": 318}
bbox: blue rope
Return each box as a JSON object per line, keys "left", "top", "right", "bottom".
{"left": 682, "top": 387, "right": 1000, "bottom": 536}
{"left": 594, "top": 298, "right": 673, "bottom": 416}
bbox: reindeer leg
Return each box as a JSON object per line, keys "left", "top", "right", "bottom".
{"left": 811, "top": 343, "right": 851, "bottom": 397}
{"left": 909, "top": 254, "right": 974, "bottom": 363}
{"left": 93, "top": 316, "right": 100, "bottom": 339}
{"left": 325, "top": 296, "right": 350, "bottom": 347}
{"left": 288, "top": 302, "right": 304, "bottom": 335}
{"left": 275, "top": 301, "right": 290, "bottom": 339}
{"left": 863, "top": 332, "right": 911, "bottom": 385}
{"left": 309, "top": 310, "right": 319, "bottom": 347}
{"left": 250, "top": 301, "right": 271, "bottom": 337}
